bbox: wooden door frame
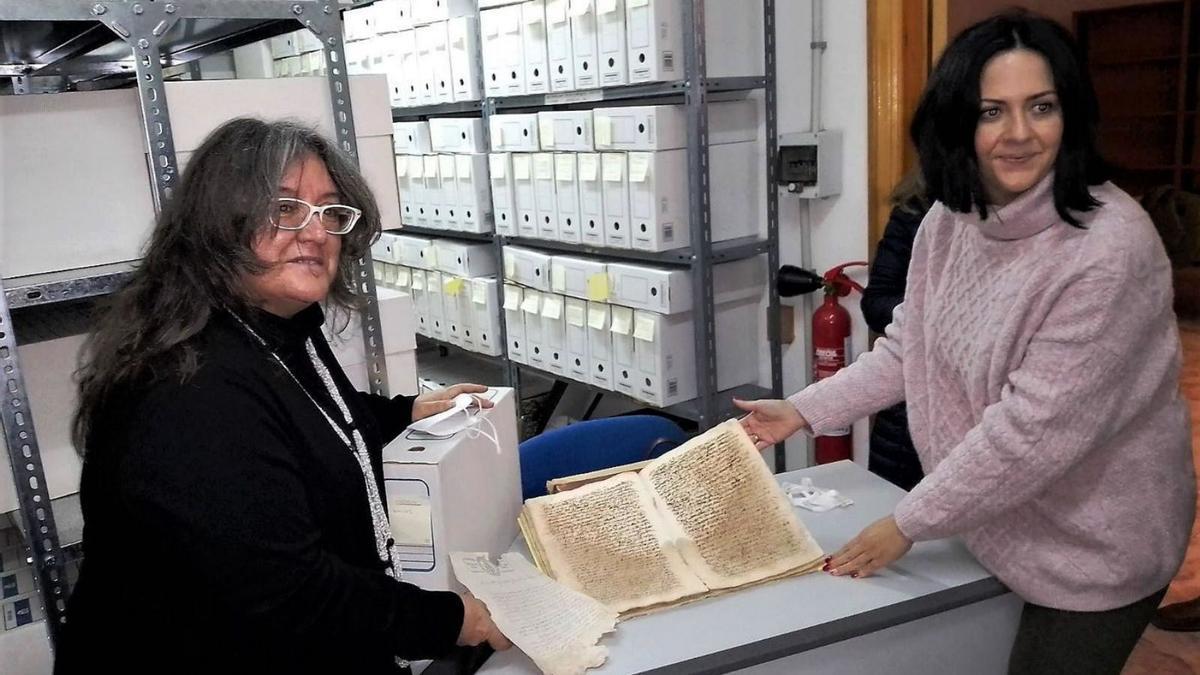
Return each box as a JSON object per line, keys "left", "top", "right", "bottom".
{"left": 867, "top": 0, "right": 948, "bottom": 256}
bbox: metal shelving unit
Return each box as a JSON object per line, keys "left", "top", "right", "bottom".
{"left": 0, "top": 0, "right": 382, "bottom": 649}
{"left": 388, "top": 0, "right": 782, "bottom": 441}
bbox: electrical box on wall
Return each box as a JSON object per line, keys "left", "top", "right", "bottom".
{"left": 778, "top": 130, "right": 842, "bottom": 198}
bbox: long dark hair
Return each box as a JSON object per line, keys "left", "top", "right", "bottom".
{"left": 73, "top": 118, "right": 381, "bottom": 449}
{"left": 910, "top": 9, "right": 1107, "bottom": 225}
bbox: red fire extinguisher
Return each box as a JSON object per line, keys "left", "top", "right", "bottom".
{"left": 812, "top": 262, "right": 868, "bottom": 464}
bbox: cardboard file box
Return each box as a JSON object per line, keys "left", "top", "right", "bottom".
{"left": 537, "top": 110, "right": 595, "bottom": 151}
{"left": 400, "top": 156, "right": 425, "bottom": 225}
{"left": 418, "top": 22, "right": 454, "bottom": 104}
{"left": 533, "top": 153, "right": 560, "bottom": 240}
{"left": 429, "top": 117, "right": 488, "bottom": 154}
{"left": 398, "top": 29, "right": 423, "bottom": 105}
{"left": 546, "top": 0, "right": 576, "bottom": 91}
{"left": 489, "top": 113, "right": 542, "bottom": 152}
{"left": 577, "top": 153, "right": 606, "bottom": 245}
{"left": 435, "top": 241, "right": 498, "bottom": 278}
{"left": 597, "top": 0, "right": 628, "bottom": 86}
{"left": 592, "top": 100, "right": 757, "bottom": 151}
{"left": 522, "top": 290, "right": 548, "bottom": 369}
{"left": 563, "top": 297, "right": 591, "bottom": 381}
{"left": 372, "top": 232, "right": 404, "bottom": 263}
{"left": 607, "top": 255, "right": 762, "bottom": 313}
{"left": 550, "top": 255, "right": 608, "bottom": 301}
{"left": 511, "top": 154, "right": 540, "bottom": 238}
{"left": 330, "top": 289, "right": 420, "bottom": 396}
{"left": 481, "top": 5, "right": 527, "bottom": 96}
{"left": 412, "top": 0, "right": 477, "bottom": 26}
{"left": 610, "top": 305, "right": 638, "bottom": 396}
{"left": 503, "top": 284, "right": 528, "bottom": 363}
{"left": 586, "top": 302, "right": 614, "bottom": 388}
{"left": 455, "top": 154, "right": 495, "bottom": 234}
{"left": 601, "top": 153, "right": 631, "bottom": 248}
{"left": 426, "top": 270, "right": 448, "bottom": 339}
{"left": 442, "top": 276, "right": 469, "bottom": 346}
{"left": 503, "top": 246, "right": 554, "bottom": 291}
{"left": 626, "top": 0, "right": 761, "bottom": 83}
{"left": 521, "top": 0, "right": 552, "bottom": 94}
{"left": 376, "top": 0, "right": 413, "bottom": 33}
{"left": 435, "top": 154, "right": 459, "bottom": 228}
{"left": 447, "top": 16, "right": 484, "bottom": 102}
{"left": 382, "top": 388, "right": 521, "bottom": 591}
{"left": 553, "top": 154, "right": 583, "bottom": 244}
{"left": 410, "top": 270, "right": 432, "bottom": 336}
{"left": 489, "top": 153, "right": 519, "bottom": 236}
{"left": 469, "top": 277, "right": 505, "bottom": 356}
{"left": 569, "top": 0, "right": 600, "bottom": 89}
{"left": 395, "top": 234, "right": 434, "bottom": 269}
{"left": 422, "top": 155, "right": 445, "bottom": 227}
{"left": 540, "top": 293, "right": 567, "bottom": 374}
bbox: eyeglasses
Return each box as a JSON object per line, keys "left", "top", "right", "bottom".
{"left": 269, "top": 197, "right": 361, "bottom": 235}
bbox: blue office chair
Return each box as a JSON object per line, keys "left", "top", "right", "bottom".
{"left": 518, "top": 415, "right": 688, "bottom": 500}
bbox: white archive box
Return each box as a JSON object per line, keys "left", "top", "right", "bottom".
{"left": 511, "top": 154, "right": 539, "bottom": 237}
{"left": 522, "top": 289, "right": 548, "bottom": 369}
{"left": 533, "top": 153, "right": 559, "bottom": 240}
{"left": 521, "top": 0, "right": 552, "bottom": 94}
{"left": 553, "top": 154, "right": 583, "bottom": 244}
{"left": 469, "top": 277, "right": 505, "bottom": 356}
{"left": 416, "top": 22, "right": 454, "bottom": 104}
{"left": 393, "top": 121, "right": 433, "bottom": 154}
{"left": 299, "top": 50, "right": 327, "bottom": 77}
{"left": 330, "top": 289, "right": 420, "bottom": 396}
{"left": 563, "top": 297, "right": 591, "bottom": 381}
{"left": 345, "top": 40, "right": 371, "bottom": 76}
{"left": 569, "top": 0, "right": 601, "bottom": 89}
{"left": 382, "top": 387, "right": 521, "bottom": 592}
{"left": 503, "top": 245, "right": 554, "bottom": 291}
{"left": 373, "top": 231, "right": 404, "bottom": 263}
{"left": 426, "top": 270, "right": 448, "bottom": 339}
{"left": 366, "top": 35, "right": 390, "bottom": 75}
{"left": 429, "top": 118, "right": 488, "bottom": 154}
{"left": 396, "top": 157, "right": 415, "bottom": 226}
{"left": 297, "top": 27, "right": 324, "bottom": 54}
{"left": 343, "top": 4, "right": 375, "bottom": 42}
{"left": 577, "top": 153, "right": 606, "bottom": 245}
{"left": 489, "top": 153, "right": 519, "bottom": 235}
{"left": 626, "top": 0, "right": 762, "bottom": 84}
{"left": 455, "top": 154, "right": 495, "bottom": 233}
{"left": 409, "top": 269, "right": 431, "bottom": 335}
{"left": 489, "top": 113, "right": 542, "bottom": 152}
{"left": 441, "top": 276, "right": 469, "bottom": 346}
{"left": 396, "top": 234, "right": 434, "bottom": 269}
{"left": 592, "top": 100, "right": 757, "bottom": 151}
{"left": 396, "top": 29, "right": 422, "bottom": 106}
{"left": 545, "top": 0, "right": 576, "bottom": 91}
{"left": 411, "top": 0, "right": 477, "bottom": 26}
{"left": 2, "top": 77, "right": 395, "bottom": 278}
{"left": 551, "top": 255, "right": 608, "bottom": 300}
{"left": 540, "top": 293, "right": 567, "bottom": 374}
{"left": 607, "top": 255, "right": 763, "bottom": 313}
{"left": 586, "top": 301, "right": 614, "bottom": 388}
{"left": 270, "top": 33, "right": 301, "bottom": 59}
{"left": 628, "top": 148, "right": 685, "bottom": 251}
{"left": 435, "top": 241, "right": 498, "bottom": 278}
{"left": 503, "top": 284, "right": 528, "bottom": 362}
{"left": 376, "top": 0, "right": 413, "bottom": 33}
{"left": 447, "top": 16, "right": 484, "bottom": 102}
{"left": 537, "top": 110, "right": 595, "bottom": 151}
{"left": 601, "top": 153, "right": 632, "bottom": 248}
{"left": 597, "top": 0, "right": 628, "bottom": 86}
{"left": 402, "top": 156, "right": 427, "bottom": 225}
{"left": 421, "top": 155, "right": 442, "bottom": 226}
{"left": 481, "top": 5, "right": 526, "bottom": 97}
{"left": 437, "top": 154, "right": 460, "bottom": 228}
{"left": 610, "top": 305, "right": 638, "bottom": 396}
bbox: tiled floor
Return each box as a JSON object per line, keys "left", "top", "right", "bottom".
{"left": 1123, "top": 321, "right": 1200, "bottom": 675}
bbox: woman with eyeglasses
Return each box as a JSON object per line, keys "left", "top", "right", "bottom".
{"left": 55, "top": 118, "right": 510, "bottom": 674}
{"left": 737, "top": 11, "right": 1193, "bottom": 674}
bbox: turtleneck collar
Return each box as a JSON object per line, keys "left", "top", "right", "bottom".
{"left": 959, "top": 171, "right": 1061, "bottom": 241}
{"left": 240, "top": 302, "right": 326, "bottom": 354}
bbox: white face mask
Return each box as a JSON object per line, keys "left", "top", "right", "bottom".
{"left": 408, "top": 393, "right": 502, "bottom": 453}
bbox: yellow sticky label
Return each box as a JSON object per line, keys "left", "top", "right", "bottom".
{"left": 512, "top": 154, "right": 532, "bottom": 180}
{"left": 586, "top": 273, "right": 610, "bottom": 301}
{"left": 555, "top": 154, "right": 575, "bottom": 181}
{"left": 610, "top": 306, "right": 633, "bottom": 335}
{"left": 541, "top": 295, "right": 563, "bottom": 320}
{"left": 503, "top": 285, "right": 522, "bottom": 310}
{"left": 534, "top": 153, "right": 555, "bottom": 180}
{"left": 602, "top": 153, "right": 624, "bottom": 182}
{"left": 472, "top": 279, "right": 489, "bottom": 304}
{"left": 565, "top": 300, "right": 587, "bottom": 327}
{"left": 629, "top": 152, "right": 651, "bottom": 182}
{"left": 593, "top": 115, "right": 612, "bottom": 147}
{"left": 538, "top": 116, "right": 556, "bottom": 149}
{"left": 578, "top": 153, "right": 599, "bottom": 181}
{"left": 633, "top": 312, "right": 657, "bottom": 341}
{"left": 551, "top": 264, "right": 566, "bottom": 290}
{"left": 587, "top": 304, "right": 608, "bottom": 330}
{"left": 521, "top": 291, "right": 542, "bottom": 314}
{"left": 444, "top": 277, "right": 465, "bottom": 296}
{"left": 489, "top": 153, "right": 508, "bottom": 179}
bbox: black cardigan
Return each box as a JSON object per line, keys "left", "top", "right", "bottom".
{"left": 55, "top": 304, "right": 463, "bottom": 674}
{"left": 860, "top": 204, "right": 927, "bottom": 491}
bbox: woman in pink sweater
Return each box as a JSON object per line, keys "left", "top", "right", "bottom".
{"left": 738, "top": 11, "right": 1194, "bottom": 674}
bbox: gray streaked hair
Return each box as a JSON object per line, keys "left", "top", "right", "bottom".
{"left": 72, "top": 117, "right": 381, "bottom": 450}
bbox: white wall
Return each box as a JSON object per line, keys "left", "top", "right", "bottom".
{"left": 773, "top": 0, "right": 871, "bottom": 471}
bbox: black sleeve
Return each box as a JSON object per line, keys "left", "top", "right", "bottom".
{"left": 356, "top": 392, "right": 416, "bottom": 444}
{"left": 861, "top": 205, "right": 927, "bottom": 334}
{"left": 118, "top": 376, "right": 461, "bottom": 661}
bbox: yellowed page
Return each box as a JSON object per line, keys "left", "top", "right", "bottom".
{"left": 522, "top": 473, "right": 708, "bottom": 613}
{"left": 643, "top": 420, "right": 825, "bottom": 590}
{"left": 450, "top": 552, "right": 618, "bottom": 675}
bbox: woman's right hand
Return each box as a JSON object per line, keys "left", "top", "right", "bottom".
{"left": 458, "top": 593, "right": 513, "bottom": 651}
{"left": 733, "top": 398, "right": 810, "bottom": 450}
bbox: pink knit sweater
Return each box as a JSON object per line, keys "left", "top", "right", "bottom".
{"left": 792, "top": 174, "right": 1195, "bottom": 611}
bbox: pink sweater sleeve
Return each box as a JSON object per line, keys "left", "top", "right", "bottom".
{"left": 894, "top": 267, "right": 1174, "bottom": 541}
{"left": 788, "top": 304, "right": 907, "bottom": 434}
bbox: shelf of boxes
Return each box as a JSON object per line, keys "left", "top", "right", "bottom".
{"left": 394, "top": 117, "right": 497, "bottom": 233}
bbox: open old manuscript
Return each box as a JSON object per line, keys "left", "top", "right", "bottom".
{"left": 519, "top": 420, "right": 826, "bottom": 616}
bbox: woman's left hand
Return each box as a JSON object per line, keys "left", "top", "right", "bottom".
{"left": 412, "top": 383, "right": 493, "bottom": 422}
{"left": 824, "top": 516, "right": 913, "bottom": 579}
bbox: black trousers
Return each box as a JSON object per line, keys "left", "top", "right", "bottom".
{"left": 1007, "top": 587, "right": 1167, "bottom": 675}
